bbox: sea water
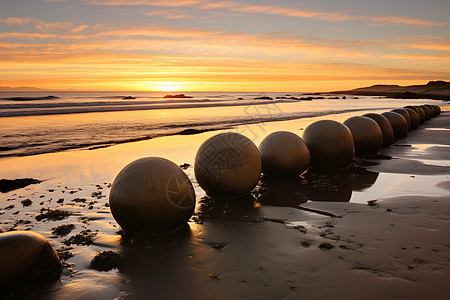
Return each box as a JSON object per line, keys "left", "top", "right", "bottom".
{"left": 0, "top": 91, "right": 442, "bottom": 158}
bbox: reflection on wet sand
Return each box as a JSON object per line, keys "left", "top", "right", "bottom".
{"left": 255, "top": 166, "right": 379, "bottom": 204}
{"left": 189, "top": 164, "right": 380, "bottom": 222}
{"left": 118, "top": 224, "right": 193, "bottom": 273}
{"left": 350, "top": 168, "right": 380, "bottom": 192}
{"left": 194, "top": 194, "right": 261, "bottom": 222}
{"left": 254, "top": 176, "right": 309, "bottom": 207}
{"left": 114, "top": 225, "right": 200, "bottom": 300}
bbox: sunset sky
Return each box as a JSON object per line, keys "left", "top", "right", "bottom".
{"left": 1, "top": 0, "right": 449, "bottom": 92}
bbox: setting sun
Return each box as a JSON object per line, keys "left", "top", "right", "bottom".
{"left": 157, "top": 82, "right": 184, "bottom": 92}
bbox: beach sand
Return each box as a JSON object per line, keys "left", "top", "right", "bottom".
{"left": 0, "top": 107, "right": 449, "bottom": 299}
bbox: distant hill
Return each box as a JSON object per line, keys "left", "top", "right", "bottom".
{"left": 0, "top": 86, "right": 50, "bottom": 91}
{"left": 331, "top": 81, "right": 450, "bottom": 101}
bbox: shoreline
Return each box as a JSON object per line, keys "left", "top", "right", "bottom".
{"left": 1, "top": 100, "right": 446, "bottom": 159}
{"left": 1, "top": 108, "right": 449, "bottom": 299}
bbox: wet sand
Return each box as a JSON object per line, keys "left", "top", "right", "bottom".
{"left": 0, "top": 107, "right": 449, "bottom": 299}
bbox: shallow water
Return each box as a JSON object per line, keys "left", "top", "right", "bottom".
{"left": 1, "top": 91, "right": 443, "bottom": 158}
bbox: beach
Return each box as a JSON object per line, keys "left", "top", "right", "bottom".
{"left": 0, "top": 102, "right": 449, "bottom": 299}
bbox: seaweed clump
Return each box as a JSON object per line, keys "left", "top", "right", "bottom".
{"left": 90, "top": 251, "right": 124, "bottom": 271}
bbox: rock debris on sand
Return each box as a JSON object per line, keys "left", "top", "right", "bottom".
{"left": 35, "top": 209, "right": 72, "bottom": 221}
{"left": 20, "top": 199, "right": 32, "bottom": 207}
{"left": 64, "top": 230, "right": 97, "bottom": 246}
{"left": 319, "top": 242, "right": 335, "bottom": 250}
{"left": 90, "top": 251, "right": 124, "bottom": 271}
{"left": 56, "top": 247, "right": 74, "bottom": 260}
{"left": 52, "top": 224, "right": 75, "bottom": 236}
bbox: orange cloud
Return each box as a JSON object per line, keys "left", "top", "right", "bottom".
{"left": 383, "top": 54, "right": 450, "bottom": 61}
{"left": 368, "top": 16, "right": 446, "bottom": 27}
{"left": 3, "top": 22, "right": 447, "bottom": 65}
{"left": 0, "top": 23, "right": 380, "bottom": 64}
{"left": 0, "top": 17, "right": 78, "bottom": 32}
{"left": 145, "top": 9, "right": 193, "bottom": 19}
{"left": 0, "top": 32, "right": 58, "bottom": 39}
{"left": 72, "top": 25, "right": 89, "bottom": 33}
{"left": 0, "top": 17, "right": 32, "bottom": 25}
{"left": 195, "top": 1, "right": 356, "bottom": 22}
{"left": 34, "top": 21, "right": 74, "bottom": 31}
{"left": 406, "top": 42, "right": 450, "bottom": 52}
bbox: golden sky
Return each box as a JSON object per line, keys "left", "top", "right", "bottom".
{"left": 1, "top": 0, "right": 449, "bottom": 91}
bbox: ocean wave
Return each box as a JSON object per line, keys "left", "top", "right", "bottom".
{"left": 0, "top": 98, "right": 301, "bottom": 117}
{"left": 0, "top": 107, "right": 392, "bottom": 158}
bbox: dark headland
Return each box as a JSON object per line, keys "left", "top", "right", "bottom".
{"left": 330, "top": 80, "right": 450, "bottom": 101}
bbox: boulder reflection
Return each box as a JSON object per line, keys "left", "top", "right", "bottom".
{"left": 302, "top": 169, "right": 353, "bottom": 202}
{"left": 254, "top": 176, "right": 309, "bottom": 207}
{"left": 194, "top": 194, "right": 261, "bottom": 222}
{"left": 254, "top": 166, "right": 379, "bottom": 204}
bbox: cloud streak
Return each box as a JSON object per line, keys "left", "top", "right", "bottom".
{"left": 0, "top": 17, "right": 32, "bottom": 25}
{"left": 4, "top": 1, "right": 450, "bottom": 90}
{"left": 2, "top": 21, "right": 448, "bottom": 63}
{"left": 76, "top": 0, "right": 447, "bottom": 26}
{"left": 0, "top": 22, "right": 382, "bottom": 63}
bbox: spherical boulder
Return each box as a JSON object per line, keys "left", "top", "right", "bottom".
{"left": 303, "top": 120, "right": 354, "bottom": 169}
{"left": 259, "top": 131, "right": 310, "bottom": 178}
{"left": 423, "top": 105, "right": 434, "bottom": 117}
{"left": 392, "top": 108, "right": 411, "bottom": 131}
{"left": 435, "top": 105, "right": 441, "bottom": 115}
{"left": 416, "top": 106, "right": 427, "bottom": 123}
{"left": 0, "top": 231, "right": 62, "bottom": 291}
{"left": 194, "top": 132, "right": 261, "bottom": 198}
{"left": 109, "top": 157, "right": 196, "bottom": 231}
{"left": 430, "top": 105, "right": 438, "bottom": 117}
{"left": 405, "top": 106, "right": 426, "bottom": 123}
{"left": 434, "top": 106, "right": 439, "bottom": 116}
{"left": 381, "top": 111, "right": 408, "bottom": 139}
{"left": 344, "top": 116, "right": 383, "bottom": 156}
{"left": 363, "top": 113, "right": 395, "bottom": 146}
{"left": 404, "top": 108, "right": 420, "bottom": 130}
{"left": 420, "top": 105, "right": 432, "bottom": 120}
{"left": 426, "top": 104, "right": 438, "bottom": 117}
{"left": 429, "top": 105, "right": 437, "bottom": 117}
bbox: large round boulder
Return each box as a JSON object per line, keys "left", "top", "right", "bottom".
{"left": 259, "top": 131, "right": 310, "bottom": 178}
{"left": 404, "top": 108, "right": 420, "bottom": 130}
{"left": 392, "top": 108, "right": 411, "bottom": 131}
{"left": 426, "top": 104, "right": 438, "bottom": 117}
{"left": 405, "top": 106, "right": 425, "bottom": 123}
{"left": 420, "top": 105, "right": 432, "bottom": 120}
{"left": 381, "top": 111, "right": 408, "bottom": 139}
{"left": 110, "top": 157, "right": 196, "bottom": 231}
{"left": 344, "top": 116, "right": 383, "bottom": 156}
{"left": 195, "top": 132, "right": 261, "bottom": 198}
{"left": 0, "top": 231, "right": 62, "bottom": 292}
{"left": 363, "top": 113, "right": 395, "bottom": 146}
{"left": 435, "top": 105, "right": 441, "bottom": 115}
{"left": 414, "top": 106, "right": 427, "bottom": 123}
{"left": 303, "top": 120, "right": 354, "bottom": 169}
